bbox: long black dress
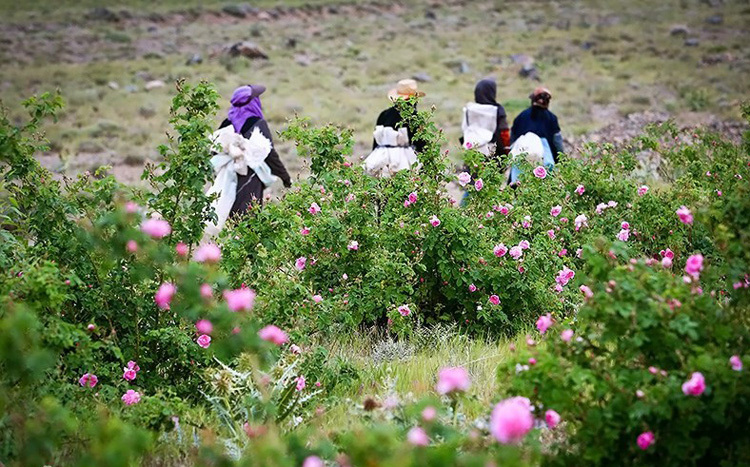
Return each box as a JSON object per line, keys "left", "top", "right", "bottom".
{"left": 218, "top": 117, "right": 292, "bottom": 216}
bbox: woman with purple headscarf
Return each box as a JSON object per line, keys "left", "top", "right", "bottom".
{"left": 217, "top": 84, "right": 291, "bottom": 215}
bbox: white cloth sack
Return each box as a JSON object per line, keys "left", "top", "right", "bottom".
{"left": 204, "top": 126, "right": 274, "bottom": 236}
{"left": 364, "top": 125, "right": 418, "bottom": 178}
{"left": 461, "top": 103, "right": 498, "bottom": 155}
{"left": 504, "top": 132, "right": 545, "bottom": 187}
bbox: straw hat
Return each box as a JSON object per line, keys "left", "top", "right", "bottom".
{"left": 387, "top": 79, "right": 426, "bottom": 100}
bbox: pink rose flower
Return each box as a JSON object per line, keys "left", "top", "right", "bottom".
{"left": 154, "top": 282, "right": 176, "bottom": 310}
{"left": 200, "top": 283, "right": 213, "bottom": 299}
{"left": 490, "top": 397, "right": 533, "bottom": 444}
{"left": 468, "top": 284, "right": 477, "bottom": 292}
{"left": 398, "top": 304, "right": 412, "bottom": 316}
{"left": 345, "top": 193, "right": 355, "bottom": 202}
{"left": 196, "top": 319, "right": 213, "bottom": 334}
{"left": 493, "top": 244, "right": 508, "bottom": 257}
{"left": 457, "top": 172, "right": 471, "bottom": 187}
{"left": 429, "top": 215, "right": 441, "bottom": 227}
{"left": 126, "top": 240, "right": 138, "bottom": 253}
{"left": 308, "top": 202, "right": 321, "bottom": 215}
{"left": 555, "top": 266, "right": 575, "bottom": 287}
{"left": 407, "top": 427, "right": 429, "bottom": 446}
{"left": 685, "top": 254, "right": 704, "bottom": 278}
{"left": 87, "top": 323, "right": 95, "bottom": 331}
{"left": 545, "top": 409, "right": 561, "bottom": 428}
{"left": 258, "top": 325, "right": 289, "bottom": 345}
{"left": 194, "top": 243, "right": 221, "bottom": 263}
{"left": 475, "top": 179, "right": 484, "bottom": 191}
{"left": 404, "top": 199, "right": 411, "bottom": 208}
{"left": 295, "top": 256, "right": 307, "bottom": 270}
{"left": 561, "top": 329, "right": 574, "bottom": 342}
{"left": 197, "top": 334, "right": 211, "bottom": 348}
{"left": 122, "top": 367, "right": 137, "bottom": 381}
{"left": 676, "top": 206, "right": 693, "bottom": 225}
{"left": 681, "top": 372, "right": 706, "bottom": 396}
{"left": 348, "top": 240, "right": 359, "bottom": 251}
{"left": 408, "top": 192, "right": 418, "bottom": 204}
{"left": 637, "top": 431, "right": 655, "bottom": 450}
{"left": 519, "top": 240, "right": 530, "bottom": 250}
{"left": 536, "top": 313, "right": 553, "bottom": 334}
{"left": 122, "top": 389, "right": 142, "bottom": 406}
{"left": 574, "top": 184, "right": 585, "bottom": 195}
{"left": 125, "top": 201, "right": 139, "bottom": 213}
{"left": 175, "top": 242, "right": 189, "bottom": 257}
{"left": 547, "top": 229, "right": 555, "bottom": 239}
{"left": 522, "top": 216, "right": 532, "bottom": 228}
{"left": 509, "top": 246, "right": 523, "bottom": 260}
{"left": 79, "top": 373, "right": 98, "bottom": 388}
{"left": 224, "top": 288, "right": 256, "bottom": 312}
{"left": 489, "top": 294, "right": 500, "bottom": 305}
{"left": 533, "top": 166, "right": 547, "bottom": 179}
{"left": 302, "top": 456, "right": 324, "bottom": 467}
{"left": 616, "top": 229, "right": 630, "bottom": 242}
{"left": 127, "top": 360, "right": 140, "bottom": 372}
{"left": 499, "top": 205, "right": 511, "bottom": 216}
{"left": 579, "top": 284, "right": 594, "bottom": 299}
{"left": 662, "top": 257, "right": 673, "bottom": 268}
{"left": 140, "top": 218, "right": 171, "bottom": 238}
{"left": 621, "top": 221, "right": 630, "bottom": 230}
{"left": 550, "top": 205, "right": 562, "bottom": 217}
{"left": 730, "top": 355, "right": 743, "bottom": 371}
{"left": 421, "top": 406, "right": 437, "bottom": 422}
{"left": 312, "top": 294, "right": 323, "bottom": 303}
{"left": 295, "top": 375, "right": 306, "bottom": 391}
{"left": 290, "top": 344, "right": 302, "bottom": 355}
{"left": 300, "top": 227, "right": 311, "bottom": 235}
{"left": 574, "top": 214, "right": 588, "bottom": 231}
{"left": 435, "top": 366, "right": 471, "bottom": 395}
{"left": 638, "top": 185, "right": 649, "bottom": 196}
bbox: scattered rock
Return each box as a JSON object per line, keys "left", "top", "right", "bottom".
{"left": 519, "top": 63, "right": 539, "bottom": 80}
{"left": 85, "top": 7, "right": 120, "bottom": 22}
{"left": 147, "top": 12, "right": 166, "bottom": 22}
{"left": 222, "top": 4, "right": 258, "bottom": 18}
{"left": 143, "top": 52, "right": 164, "bottom": 60}
{"left": 145, "top": 80, "right": 166, "bottom": 91}
{"left": 186, "top": 53, "right": 203, "bottom": 65}
{"left": 425, "top": 10, "right": 437, "bottom": 20}
{"left": 412, "top": 72, "right": 432, "bottom": 83}
{"left": 670, "top": 24, "right": 689, "bottom": 36}
{"left": 147, "top": 25, "right": 158, "bottom": 33}
{"left": 581, "top": 41, "right": 596, "bottom": 50}
{"left": 124, "top": 85, "right": 138, "bottom": 93}
{"left": 705, "top": 14, "right": 723, "bottom": 24}
{"left": 294, "top": 54, "right": 312, "bottom": 66}
{"left": 226, "top": 41, "right": 269, "bottom": 60}
{"left": 107, "top": 81, "right": 120, "bottom": 90}
{"left": 257, "top": 11, "right": 272, "bottom": 21}
{"left": 327, "top": 6, "right": 339, "bottom": 14}
{"left": 285, "top": 37, "right": 297, "bottom": 48}
{"left": 139, "top": 106, "right": 156, "bottom": 118}
{"left": 444, "top": 60, "right": 470, "bottom": 73}
{"left": 684, "top": 38, "right": 700, "bottom": 47}
{"left": 510, "top": 53, "right": 534, "bottom": 66}
{"left": 135, "top": 71, "right": 153, "bottom": 82}
{"left": 701, "top": 52, "right": 734, "bottom": 65}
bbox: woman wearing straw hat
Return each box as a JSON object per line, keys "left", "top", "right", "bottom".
{"left": 204, "top": 84, "right": 292, "bottom": 235}
{"left": 364, "top": 79, "right": 427, "bottom": 178}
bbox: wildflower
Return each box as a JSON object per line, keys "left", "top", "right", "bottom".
{"left": 561, "top": 329, "right": 574, "bottom": 342}
{"left": 475, "top": 179, "right": 484, "bottom": 191}
{"left": 197, "top": 334, "right": 211, "bottom": 348}
{"left": 533, "top": 166, "right": 547, "bottom": 179}
{"left": 458, "top": 172, "right": 471, "bottom": 187}
{"left": 312, "top": 294, "right": 323, "bottom": 303}
{"left": 300, "top": 227, "right": 311, "bottom": 235}
{"left": 408, "top": 192, "right": 418, "bottom": 204}
{"left": 547, "top": 229, "right": 555, "bottom": 239}
{"left": 258, "top": 325, "right": 289, "bottom": 345}
{"left": 398, "top": 304, "right": 411, "bottom": 316}
{"left": 493, "top": 244, "right": 508, "bottom": 257}
{"left": 122, "top": 389, "right": 142, "bottom": 406}
{"left": 308, "top": 202, "right": 321, "bottom": 215}
{"left": 141, "top": 218, "right": 171, "bottom": 238}
{"left": 295, "top": 375, "right": 306, "bottom": 391}
{"left": 638, "top": 185, "right": 649, "bottom": 196}
{"left": 536, "top": 313, "right": 553, "bottom": 334}
{"left": 224, "top": 288, "right": 256, "bottom": 312}
{"left": 519, "top": 240, "right": 530, "bottom": 250}
{"left": 489, "top": 295, "right": 500, "bottom": 305}
{"left": 348, "top": 240, "right": 359, "bottom": 251}
{"left": 154, "top": 282, "right": 176, "bottom": 310}
{"left": 126, "top": 240, "right": 138, "bottom": 253}
{"left": 676, "top": 206, "right": 693, "bottom": 225}
{"left": 499, "top": 205, "right": 511, "bottom": 215}
{"left": 196, "top": 319, "right": 213, "bottom": 334}
{"left": 79, "top": 373, "right": 98, "bottom": 388}
{"left": 730, "top": 355, "right": 742, "bottom": 371}
{"left": 435, "top": 367, "right": 471, "bottom": 395}
{"left": 616, "top": 229, "right": 630, "bottom": 242}
{"left": 555, "top": 266, "right": 575, "bottom": 287}
{"left": 550, "top": 205, "right": 562, "bottom": 217}
{"left": 574, "top": 214, "right": 588, "bottom": 231}
{"left": 175, "top": 242, "right": 188, "bottom": 256}
{"left": 637, "top": 431, "right": 655, "bottom": 450}
{"left": 295, "top": 256, "right": 307, "bottom": 271}
{"left": 574, "top": 184, "right": 585, "bottom": 195}
{"left": 509, "top": 246, "right": 523, "bottom": 260}
{"left": 407, "top": 427, "right": 429, "bottom": 446}
{"left": 685, "top": 254, "right": 704, "bottom": 278}
{"left": 545, "top": 409, "right": 561, "bottom": 428}
{"left": 468, "top": 284, "right": 477, "bottom": 292}
{"left": 490, "top": 397, "right": 533, "bottom": 444}
{"left": 681, "top": 372, "right": 706, "bottom": 396}
{"left": 429, "top": 215, "right": 441, "bottom": 227}
{"left": 194, "top": 243, "right": 221, "bottom": 263}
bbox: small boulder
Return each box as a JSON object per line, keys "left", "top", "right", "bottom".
{"left": 412, "top": 72, "right": 432, "bottom": 83}
{"left": 705, "top": 14, "right": 723, "bottom": 25}
{"left": 145, "top": 80, "right": 166, "bottom": 91}
{"left": 86, "top": 7, "right": 120, "bottom": 22}
{"left": 222, "top": 4, "right": 258, "bottom": 18}
{"left": 139, "top": 106, "right": 156, "bottom": 118}
{"left": 107, "top": 81, "right": 120, "bottom": 90}
{"left": 294, "top": 54, "right": 312, "bottom": 66}
{"left": 425, "top": 10, "right": 437, "bottom": 20}
{"left": 684, "top": 38, "right": 700, "bottom": 47}
{"left": 519, "top": 63, "right": 539, "bottom": 80}
{"left": 670, "top": 24, "right": 689, "bottom": 36}
{"left": 186, "top": 53, "right": 203, "bottom": 65}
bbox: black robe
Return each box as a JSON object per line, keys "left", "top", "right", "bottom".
{"left": 218, "top": 117, "right": 292, "bottom": 216}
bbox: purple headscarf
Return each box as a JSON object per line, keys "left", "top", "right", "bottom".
{"left": 228, "top": 85, "right": 264, "bottom": 133}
